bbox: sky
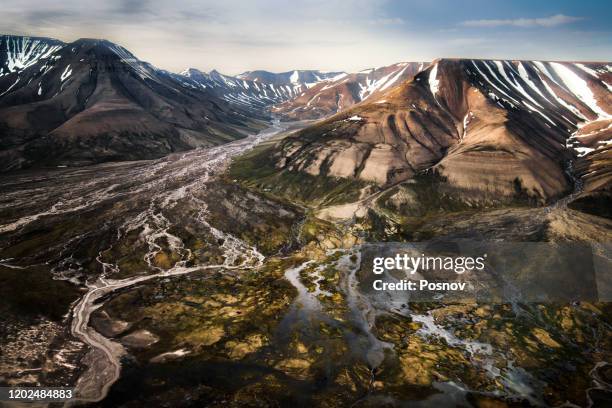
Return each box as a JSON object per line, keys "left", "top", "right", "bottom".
{"left": 2, "top": 0, "right": 611, "bottom": 75}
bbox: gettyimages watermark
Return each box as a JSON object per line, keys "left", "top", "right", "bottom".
{"left": 358, "top": 240, "right": 611, "bottom": 303}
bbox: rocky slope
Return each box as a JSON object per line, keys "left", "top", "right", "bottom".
{"left": 269, "top": 59, "right": 611, "bottom": 206}
{"left": 0, "top": 35, "right": 266, "bottom": 171}
{"left": 272, "top": 62, "right": 427, "bottom": 120}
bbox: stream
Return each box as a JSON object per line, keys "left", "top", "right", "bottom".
{"left": 0, "top": 121, "right": 286, "bottom": 403}
{"left": 69, "top": 124, "right": 283, "bottom": 402}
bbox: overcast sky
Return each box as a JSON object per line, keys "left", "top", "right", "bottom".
{"left": 2, "top": 0, "right": 611, "bottom": 75}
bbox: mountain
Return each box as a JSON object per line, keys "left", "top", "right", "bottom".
{"left": 177, "top": 68, "right": 338, "bottom": 113}
{"left": 261, "top": 59, "right": 611, "bottom": 207}
{"left": 272, "top": 62, "right": 428, "bottom": 120}
{"left": 0, "top": 35, "right": 266, "bottom": 171}
{"left": 237, "top": 69, "right": 344, "bottom": 89}
{"left": 0, "top": 35, "right": 63, "bottom": 76}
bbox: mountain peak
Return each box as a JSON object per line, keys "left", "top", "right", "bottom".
{"left": 73, "top": 37, "right": 108, "bottom": 44}
{"left": 69, "top": 38, "right": 133, "bottom": 56}
{"left": 181, "top": 67, "right": 205, "bottom": 76}
{"left": 0, "top": 34, "right": 64, "bottom": 75}
{"left": 1, "top": 33, "right": 64, "bottom": 44}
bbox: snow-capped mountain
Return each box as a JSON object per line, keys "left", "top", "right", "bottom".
{"left": 272, "top": 62, "right": 428, "bottom": 120}
{"left": 238, "top": 69, "right": 344, "bottom": 89}
{"left": 0, "top": 35, "right": 63, "bottom": 77}
{"left": 177, "top": 68, "right": 344, "bottom": 112}
{"left": 272, "top": 59, "right": 611, "bottom": 206}
{"left": 2, "top": 31, "right": 609, "bottom": 207}
{"left": 0, "top": 35, "right": 265, "bottom": 171}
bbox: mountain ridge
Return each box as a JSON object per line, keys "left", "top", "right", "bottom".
{"left": 262, "top": 58, "right": 611, "bottom": 210}
{"left": 176, "top": 67, "right": 340, "bottom": 113}
{"left": 272, "top": 62, "right": 428, "bottom": 120}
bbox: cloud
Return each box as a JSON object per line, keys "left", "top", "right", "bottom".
{"left": 462, "top": 14, "right": 583, "bottom": 28}
{"left": 114, "top": 0, "right": 150, "bottom": 15}
{"left": 368, "top": 18, "right": 404, "bottom": 26}
{"left": 0, "top": 0, "right": 398, "bottom": 73}
{"left": 1, "top": 1, "right": 607, "bottom": 74}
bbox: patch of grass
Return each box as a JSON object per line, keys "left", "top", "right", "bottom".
{"left": 298, "top": 215, "right": 338, "bottom": 244}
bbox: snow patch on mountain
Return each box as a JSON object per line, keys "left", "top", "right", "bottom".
{"left": 1, "top": 35, "right": 63, "bottom": 75}
{"left": 290, "top": 70, "right": 299, "bottom": 84}
{"left": 60, "top": 64, "right": 72, "bottom": 82}
{"left": 429, "top": 63, "right": 439, "bottom": 97}
{"left": 380, "top": 65, "right": 408, "bottom": 91}
{"left": 0, "top": 76, "right": 19, "bottom": 96}
{"left": 549, "top": 62, "right": 610, "bottom": 119}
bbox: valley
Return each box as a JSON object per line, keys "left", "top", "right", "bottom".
{"left": 1, "top": 116, "right": 610, "bottom": 406}
{"left": 0, "top": 33, "right": 611, "bottom": 407}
